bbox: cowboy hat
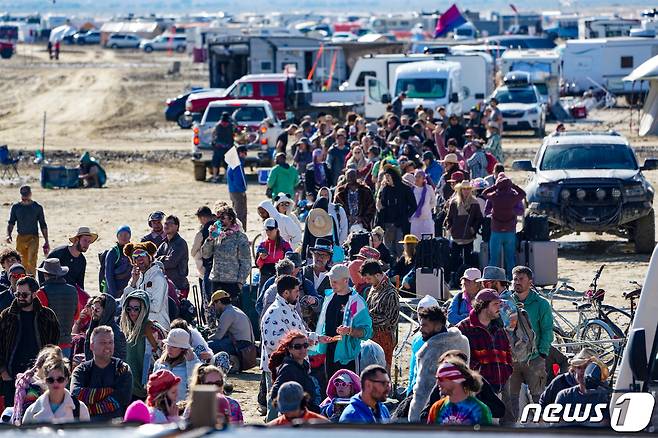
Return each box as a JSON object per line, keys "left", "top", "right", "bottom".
{"left": 569, "top": 348, "right": 597, "bottom": 367}
{"left": 399, "top": 234, "right": 420, "bottom": 245}
{"left": 307, "top": 208, "right": 333, "bottom": 237}
{"left": 447, "top": 171, "right": 466, "bottom": 184}
{"left": 440, "top": 153, "right": 459, "bottom": 165}
{"left": 455, "top": 180, "right": 474, "bottom": 191}
{"left": 37, "top": 258, "right": 69, "bottom": 277}
{"left": 309, "top": 238, "right": 333, "bottom": 254}
{"left": 477, "top": 266, "right": 509, "bottom": 284}
{"left": 69, "top": 226, "right": 98, "bottom": 244}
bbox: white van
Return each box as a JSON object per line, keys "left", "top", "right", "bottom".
{"left": 500, "top": 49, "right": 561, "bottom": 106}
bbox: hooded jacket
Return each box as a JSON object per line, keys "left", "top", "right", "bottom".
{"left": 201, "top": 226, "right": 251, "bottom": 285}
{"left": 83, "top": 293, "right": 127, "bottom": 361}
{"left": 481, "top": 178, "right": 526, "bottom": 232}
{"left": 408, "top": 328, "right": 470, "bottom": 422}
{"left": 320, "top": 188, "right": 348, "bottom": 245}
{"left": 320, "top": 369, "right": 361, "bottom": 420}
{"left": 339, "top": 393, "right": 390, "bottom": 424}
{"left": 258, "top": 200, "right": 302, "bottom": 249}
{"left": 22, "top": 389, "right": 90, "bottom": 424}
{"left": 123, "top": 262, "right": 170, "bottom": 330}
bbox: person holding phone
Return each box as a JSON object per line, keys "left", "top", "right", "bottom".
{"left": 153, "top": 329, "right": 201, "bottom": 403}
{"left": 256, "top": 218, "right": 292, "bottom": 289}
{"left": 146, "top": 369, "right": 181, "bottom": 424}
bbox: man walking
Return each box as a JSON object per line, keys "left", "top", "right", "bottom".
{"left": 141, "top": 211, "right": 166, "bottom": 248}
{"left": 156, "top": 215, "right": 189, "bottom": 298}
{"left": 334, "top": 169, "right": 376, "bottom": 229}
{"left": 227, "top": 145, "right": 248, "bottom": 229}
{"left": 508, "top": 265, "right": 553, "bottom": 420}
{"left": 71, "top": 326, "right": 133, "bottom": 421}
{"left": 6, "top": 186, "right": 49, "bottom": 275}
{"left": 340, "top": 365, "right": 391, "bottom": 424}
{"left": 44, "top": 226, "right": 97, "bottom": 289}
{"left": 0, "top": 276, "right": 59, "bottom": 407}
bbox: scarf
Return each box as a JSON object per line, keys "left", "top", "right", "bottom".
{"left": 414, "top": 184, "right": 429, "bottom": 218}
{"left": 217, "top": 223, "right": 241, "bottom": 244}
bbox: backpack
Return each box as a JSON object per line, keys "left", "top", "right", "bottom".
{"left": 98, "top": 245, "right": 121, "bottom": 293}
{"left": 510, "top": 308, "right": 537, "bottom": 363}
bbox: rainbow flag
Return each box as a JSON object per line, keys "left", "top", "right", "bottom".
{"left": 434, "top": 4, "right": 467, "bottom": 38}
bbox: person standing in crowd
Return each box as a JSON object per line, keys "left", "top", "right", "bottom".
{"left": 467, "top": 140, "right": 489, "bottom": 179}
{"left": 208, "top": 290, "right": 254, "bottom": 355}
{"left": 339, "top": 365, "right": 391, "bottom": 424}
{"left": 488, "top": 98, "right": 503, "bottom": 133}
{"left": 444, "top": 180, "right": 483, "bottom": 282}
{"left": 445, "top": 115, "right": 466, "bottom": 148}
{"left": 202, "top": 205, "right": 251, "bottom": 307}
{"left": 303, "top": 239, "right": 332, "bottom": 296}
{"left": 447, "top": 268, "right": 482, "bottom": 325}
{"left": 146, "top": 369, "right": 181, "bottom": 424}
{"left": 102, "top": 225, "right": 132, "bottom": 298}
{"left": 268, "top": 153, "right": 299, "bottom": 199}
{"left": 119, "top": 290, "right": 165, "bottom": 401}
{"left": 6, "top": 185, "right": 49, "bottom": 275}
{"left": 406, "top": 295, "right": 439, "bottom": 397}
{"left": 376, "top": 166, "right": 417, "bottom": 260}
{"left": 210, "top": 112, "right": 235, "bottom": 183}
{"left": 306, "top": 149, "right": 330, "bottom": 199}
{"left": 258, "top": 199, "right": 302, "bottom": 251}
{"left": 275, "top": 193, "right": 304, "bottom": 246}
{"left": 36, "top": 258, "right": 78, "bottom": 356}
{"left": 71, "top": 326, "right": 133, "bottom": 422}
{"left": 482, "top": 175, "right": 526, "bottom": 280}
{"left": 312, "top": 264, "right": 372, "bottom": 377}
{"left": 408, "top": 305, "right": 470, "bottom": 422}
{"left": 317, "top": 187, "right": 349, "bottom": 246}
{"left": 268, "top": 381, "right": 328, "bottom": 426}
{"left": 191, "top": 206, "right": 216, "bottom": 299}
{"left": 361, "top": 260, "right": 399, "bottom": 373}
{"left": 0, "top": 276, "right": 59, "bottom": 409}
{"left": 43, "top": 226, "right": 96, "bottom": 289}
{"left": 508, "top": 266, "right": 553, "bottom": 420}
{"left": 123, "top": 242, "right": 170, "bottom": 330}
{"left": 155, "top": 215, "right": 189, "bottom": 298}
{"left": 0, "top": 248, "right": 21, "bottom": 291}
{"left": 457, "top": 289, "right": 513, "bottom": 393}
{"left": 153, "top": 328, "right": 201, "bottom": 402}
{"left": 0, "top": 263, "right": 25, "bottom": 314}
{"left": 83, "top": 294, "right": 126, "bottom": 361}
{"left": 327, "top": 129, "right": 350, "bottom": 186}
{"left": 409, "top": 170, "right": 436, "bottom": 239}
{"left": 23, "top": 357, "right": 90, "bottom": 424}
{"left": 227, "top": 145, "right": 248, "bottom": 229}
{"left": 422, "top": 151, "right": 443, "bottom": 187}
{"left": 369, "top": 227, "right": 392, "bottom": 270}
{"left": 256, "top": 218, "right": 293, "bottom": 288}
{"left": 427, "top": 359, "right": 492, "bottom": 425}
{"left": 485, "top": 122, "right": 503, "bottom": 164}
{"left": 334, "top": 169, "right": 376, "bottom": 230}
{"left": 142, "top": 211, "right": 166, "bottom": 248}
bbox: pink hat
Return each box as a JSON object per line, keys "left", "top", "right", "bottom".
{"left": 355, "top": 246, "right": 380, "bottom": 260}
{"left": 123, "top": 400, "right": 151, "bottom": 424}
{"left": 461, "top": 268, "right": 481, "bottom": 282}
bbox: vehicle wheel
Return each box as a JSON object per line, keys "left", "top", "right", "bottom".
{"left": 177, "top": 112, "right": 193, "bottom": 129}
{"left": 633, "top": 210, "right": 655, "bottom": 254}
{"left": 176, "top": 45, "right": 185, "bottom": 53}
{"left": 579, "top": 320, "right": 619, "bottom": 367}
{"left": 0, "top": 48, "right": 12, "bottom": 59}
{"left": 110, "top": 44, "right": 118, "bottom": 49}
{"left": 193, "top": 162, "right": 207, "bottom": 181}
{"left": 144, "top": 45, "right": 153, "bottom": 53}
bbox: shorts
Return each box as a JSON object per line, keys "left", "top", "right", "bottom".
{"left": 212, "top": 147, "right": 227, "bottom": 168}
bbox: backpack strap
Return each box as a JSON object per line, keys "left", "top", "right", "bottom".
{"left": 72, "top": 396, "right": 80, "bottom": 420}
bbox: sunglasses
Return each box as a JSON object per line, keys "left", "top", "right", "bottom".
{"left": 290, "top": 343, "right": 309, "bottom": 350}
{"left": 126, "top": 306, "right": 141, "bottom": 313}
{"left": 46, "top": 376, "right": 67, "bottom": 384}
{"left": 335, "top": 381, "right": 353, "bottom": 387}
{"left": 10, "top": 272, "right": 26, "bottom": 280}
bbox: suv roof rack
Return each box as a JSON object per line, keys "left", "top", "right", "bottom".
{"left": 549, "top": 130, "right": 621, "bottom": 137}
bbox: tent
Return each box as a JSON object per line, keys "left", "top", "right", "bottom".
{"left": 624, "top": 54, "right": 658, "bottom": 136}
{"left": 49, "top": 24, "right": 77, "bottom": 42}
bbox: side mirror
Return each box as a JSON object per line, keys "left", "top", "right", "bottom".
{"left": 512, "top": 160, "right": 535, "bottom": 172}
{"left": 450, "top": 92, "right": 459, "bottom": 103}
{"left": 628, "top": 328, "right": 648, "bottom": 381}
{"left": 641, "top": 158, "right": 658, "bottom": 171}
{"left": 381, "top": 93, "right": 391, "bottom": 104}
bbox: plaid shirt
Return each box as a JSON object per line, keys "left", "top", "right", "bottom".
{"left": 456, "top": 310, "right": 513, "bottom": 387}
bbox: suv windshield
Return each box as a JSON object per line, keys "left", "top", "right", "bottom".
{"left": 494, "top": 87, "right": 538, "bottom": 104}
{"left": 540, "top": 143, "right": 638, "bottom": 170}
{"left": 206, "top": 106, "right": 267, "bottom": 124}
{"left": 395, "top": 78, "right": 447, "bottom": 99}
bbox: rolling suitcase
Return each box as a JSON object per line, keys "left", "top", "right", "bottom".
{"left": 415, "top": 267, "right": 448, "bottom": 301}
{"left": 516, "top": 240, "right": 558, "bottom": 286}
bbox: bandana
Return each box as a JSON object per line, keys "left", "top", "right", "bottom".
{"left": 436, "top": 363, "right": 466, "bottom": 383}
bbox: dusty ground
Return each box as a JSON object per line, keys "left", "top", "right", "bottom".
{"left": 1, "top": 44, "right": 657, "bottom": 423}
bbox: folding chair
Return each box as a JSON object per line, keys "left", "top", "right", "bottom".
{"left": 0, "top": 145, "right": 20, "bottom": 179}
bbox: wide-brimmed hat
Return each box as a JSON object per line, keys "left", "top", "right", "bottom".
{"left": 164, "top": 328, "right": 192, "bottom": 350}
{"left": 569, "top": 348, "right": 597, "bottom": 367}
{"left": 69, "top": 226, "right": 98, "bottom": 244}
{"left": 455, "top": 180, "right": 474, "bottom": 191}
{"left": 477, "top": 266, "right": 509, "bottom": 284}
{"left": 355, "top": 246, "right": 380, "bottom": 260}
{"left": 399, "top": 234, "right": 419, "bottom": 245}
{"left": 307, "top": 208, "right": 333, "bottom": 237}
{"left": 440, "top": 153, "right": 459, "bottom": 165}
{"left": 37, "top": 258, "right": 69, "bottom": 277}
{"left": 309, "top": 238, "right": 333, "bottom": 254}
{"left": 447, "top": 171, "right": 466, "bottom": 184}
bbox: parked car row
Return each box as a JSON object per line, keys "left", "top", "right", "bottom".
{"left": 103, "top": 33, "right": 187, "bottom": 52}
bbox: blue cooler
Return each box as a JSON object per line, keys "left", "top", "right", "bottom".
{"left": 258, "top": 168, "right": 271, "bottom": 185}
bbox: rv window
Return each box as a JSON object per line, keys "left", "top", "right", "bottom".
{"left": 395, "top": 78, "right": 447, "bottom": 99}
{"left": 621, "top": 56, "right": 634, "bottom": 69}
{"left": 356, "top": 71, "right": 376, "bottom": 87}
{"left": 261, "top": 61, "right": 273, "bottom": 71}
{"left": 238, "top": 83, "right": 254, "bottom": 98}
{"left": 260, "top": 83, "right": 279, "bottom": 97}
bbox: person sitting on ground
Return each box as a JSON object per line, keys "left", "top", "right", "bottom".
{"left": 320, "top": 369, "right": 360, "bottom": 422}
{"left": 170, "top": 318, "right": 213, "bottom": 363}
{"left": 256, "top": 218, "right": 293, "bottom": 288}
{"left": 183, "top": 364, "right": 243, "bottom": 425}
{"left": 146, "top": 370, "right": 181, "bottom": 424}
{"left": 71, "top": 326, "right": 133, "bottom": 422}
{"left": 539, "top": 348, "right": 596, "bottom": 407}
{"left": 268, "top": 381, "right": 328, "bottom": 426}
{"left": 123, "top": 400, "right": 150, "bottom": 425}
{"left": 83, "top": 293, "right": 127, "bottom": 361}
{"left": 427, "top": 359, "right": 492, "bottom": 426}
{"left": 207, "top": 290, "right": 254, "bottom": 356}
{"left": 78, "top": 152, "right": 106, "bottom": 188}
{"left": 339, "top": 364, "right": 391, "bottom": 424}
{"left": 22, "top": 356, "right": 90, "bottom": 424}
{"left": 153, "top": 328, "right": 201, "bottom": 402}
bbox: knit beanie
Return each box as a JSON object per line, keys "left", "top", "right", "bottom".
{"left": 124, "top": 400, "right": 150, "bottom": 424}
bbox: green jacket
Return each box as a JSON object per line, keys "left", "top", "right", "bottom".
{"left": 513, "top": 289, "right": 553, "bottom": 359}
{"left": 267, "top": 164, "right": 299, "bottom": 199}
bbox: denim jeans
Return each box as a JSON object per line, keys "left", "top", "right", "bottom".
{"left": 489, "top": 231, "right": 516, "bottom": 280}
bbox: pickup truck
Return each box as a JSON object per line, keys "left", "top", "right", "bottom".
{"left": 191, "top": 99, "right": 283, "bottom": 181}
{"left": 185, "top": 73, "right": 362, "bottom": 124}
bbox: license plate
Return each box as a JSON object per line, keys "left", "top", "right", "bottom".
{"left": 506, "top": 120, "right": 518, "bottom": 126}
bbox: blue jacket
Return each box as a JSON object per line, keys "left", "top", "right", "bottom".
{"left": 406, "top": 333, "right": 425, "bottom": 395}
{"left": 447, "top": 292, "right": 471, "bottom": 326}
{"left": 227, "top": 160, "right": 247, "bottom": 193}
{"left": 339, "top": 393, "right": 390, "bottom": 424}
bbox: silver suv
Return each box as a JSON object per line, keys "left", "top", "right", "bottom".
{"left": 140, "top": 34, "right": 187, "bottom": 53}
{"left": 492, "top": 71, "right": 546, "bottom": 137}
{"left": 105, "top": 33, "right": 141, "bottom": 49}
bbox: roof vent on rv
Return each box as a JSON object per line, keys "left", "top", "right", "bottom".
{"left": 423, "top": 46, "right": 452, "bottom": 55}
{"left": 503, "top": 71, "right": 531, "bottom": 87}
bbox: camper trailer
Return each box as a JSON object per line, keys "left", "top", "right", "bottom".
{"left": 500, "top": 49, "right": 561, "bottom": 105}
{"left": 561, "top": 37, "right": 658, "bottom": 100}
{"left": 578, "top": 16, "right": 641, "bottom": 39}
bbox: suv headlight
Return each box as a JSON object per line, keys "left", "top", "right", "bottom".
{"left": 623, "top": 184, "right": 646, "bottom": 198}
{"left": 537, "top": 184, "right": 557, "bottom": 200}
{"left": 527, "top": 107, "right": 539, "bottom": 114}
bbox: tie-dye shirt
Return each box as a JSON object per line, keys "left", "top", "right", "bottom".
{"left": 427, "top": 396, "right": 493, "bottom": 426}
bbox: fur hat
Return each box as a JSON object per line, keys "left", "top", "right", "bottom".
{"left": 123, "top": 241, "right": 158, "bottom": 259}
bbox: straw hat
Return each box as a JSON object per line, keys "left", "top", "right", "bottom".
{"left": 399, "top": 234, "right": 419, "bottom": 245}
{"left": 307, "top": 208, "right": 333, "bottom": 237}
{"left": 455, "top": 180, "right": 474, "bottom": 191}
{"left": 440, "top": 153, "right": 459, "bottom": 165}
{"left": 69, "top": 226, "right": 98, "bottom": 244}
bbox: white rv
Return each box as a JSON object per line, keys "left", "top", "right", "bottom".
{"left": 500, "top": 49, "right": 561, "bottom": 105}
{"left": 578, "top": 16, "right": 641, "bottom": 39}
{"left": 561, "top": 37, "right": 658, "bottom": 99}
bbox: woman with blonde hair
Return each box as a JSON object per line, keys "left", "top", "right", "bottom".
{"left": 444, "top": 181, "right": 483, "bottom": 283}
{"left": 184, "top": 363, "right": 244, "bottom": 425}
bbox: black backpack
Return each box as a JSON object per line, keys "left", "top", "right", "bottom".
{"left": 98, "top": 245, "right": 121, "bottom": 292}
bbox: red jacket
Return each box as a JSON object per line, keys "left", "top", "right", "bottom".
{"left": 256, "top": 238, "right": 292, "bottom": 269}
{"left": 481, "top": 177, "right": 526, "bottom": 232}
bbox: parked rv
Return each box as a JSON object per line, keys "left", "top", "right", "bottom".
{"left": 394, "top": 60, "right": 462, "bottom": 116}
{"left": 578, "top": 16, "right": 640, "bottom": 39}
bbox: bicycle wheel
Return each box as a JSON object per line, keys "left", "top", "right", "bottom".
{"left": 552, "top": 326, "right": 576, "bottom": 357}
{"left": 600, "top": 304, "right": 632, "bottom": 336}
{"left": 579, "top": 320, "right": 622, "bottom": 367}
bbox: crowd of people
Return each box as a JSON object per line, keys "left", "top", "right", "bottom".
{"left": 0, "top": 105, "right": 611, "bottom": 429}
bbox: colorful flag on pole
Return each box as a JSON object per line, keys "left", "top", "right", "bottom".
{"left": 434, "top": 4, "right": 467, "bottom": 38}
{"left": 510, "top": 4, "right": 519, "bottom": 14}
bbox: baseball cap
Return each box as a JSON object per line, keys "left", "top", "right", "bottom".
{"left": 461, "top": 268, "right": 482, "bottom": 282}
{"left": 211, "top": 290, "right": 230, "bottom": 304}
{"left": 474, "top": 288, "right": 501, "bottom": 302}
{"left": 8, "top": 263, "right": 25, "bottom": 273}
{"left": 328, "top": 264, "right": 350, "bottom": 281}
{"left": 276, "top": 381, "right": 304, "bottom": 413}
{"left": 264, "top": 218, "right": 278, "bottom": 230}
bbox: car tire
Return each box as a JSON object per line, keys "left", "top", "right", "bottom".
{"left": 110, "top": 44, "right": 118, "bottom": 49}
{"left": 0, "top": 48, "right": 12, "bottom": 59}
{"left": 144, "top": 45, "right": 153, "bottom": 53}
{"left": 193, "top": 162, "right": 207, "bottom": 181}
{"left": 175, "top": 45, "right": 185, "bottom": 53}
{"left": 633, "top": 211, "right": 655, "bottom": 254}
{"left": 177, "top": 112, "right": 193, "bottom": 129}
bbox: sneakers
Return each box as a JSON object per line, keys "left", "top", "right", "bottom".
{"left": 257, "top": 404, "right": 267, "bottom": 416}
{"left": 210, "top": 175, "right": 221, "bottom": 183}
